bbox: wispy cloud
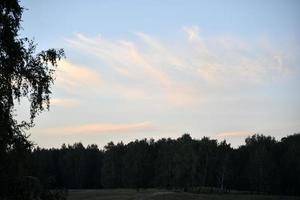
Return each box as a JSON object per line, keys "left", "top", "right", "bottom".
{"left": 66, "top": 33, "right": 197, "bottom": 106}
{"left": 44, "top": 121, "right": 154, "bottom": 135}
{"left": 182, "top": 26, "right": 291, "bottom": 84}
{"left": 65, "top": 26, "right": 291, "bottom": 106}
{"left": 184, "top": 26, "right": 201, "bottom": 41}
{"left": 56, "top": 60, "right": 102, "bottom": 91}
{"left": 215, "top": 131, "right": 253, "bottom": 138}
{"left": 51, "top": 98, "right": 79, "bottom": 108}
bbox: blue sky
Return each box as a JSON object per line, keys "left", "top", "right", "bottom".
{"left": 19, "top": 0, "right": 300, "bottom": 148}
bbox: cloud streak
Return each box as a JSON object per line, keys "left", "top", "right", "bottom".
{"left": 51, "top": 98, "right": 79, "bottom": 108}
{"left": 65, "top": 26, "right": 291, "bottom": 106}
{"left": 44, "top": 121, "right": 154, "bottom": 135}
{"left": 215, "top": 131, "right": 253, "bottom": 138}
{"left": 56, "top": 60, "right": 102, "bottom": 91}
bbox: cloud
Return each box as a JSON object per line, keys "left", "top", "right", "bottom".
{"left": 44, "top": 121, "right": 154, "bottom": 135}
{"left": 65, "top": 26, "right": 291, "bottom": 106}
{"left": 183, "top": 26, "right": 201, "bottom": 41}
{"left": 51, "top": 98, "right": 79, "bottom": 108}
{"left": 66, "top": 33, "right": 196, "bottom": 106}
{"left": 182, "top": 27, "right": 290, "bottom": 85}
{"left": 56, "top": 60, "right": 102, "bottom": 91}
{"left": 215, "top": 131, "right": 253, "bottom": 138}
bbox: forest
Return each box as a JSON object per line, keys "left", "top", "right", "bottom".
{"left": 27, "top": 133, "right": 300, "bottom": 196}
{"left": 1, "top": 0, "right": 300, "bottom": 199}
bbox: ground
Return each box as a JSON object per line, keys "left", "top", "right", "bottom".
{"left": 67, "top": 189, "right": 300, "bottom": 200}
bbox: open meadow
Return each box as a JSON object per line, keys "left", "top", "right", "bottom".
{"left": 67, "top": 189, "right": 300, "bottom": 200}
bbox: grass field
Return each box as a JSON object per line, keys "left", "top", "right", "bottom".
{"left": 67, "top": 189, "right": 300, "bottom": 200}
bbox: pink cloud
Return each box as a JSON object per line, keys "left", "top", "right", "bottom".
{"left": 56, "top": 60, "right": 102, "bottom": 91}
{"left": 51, "top": 98, "right": 79, "bottom": 108}
{"left": 215, "top": 131, "right": 252, "bottom": 138}
{"left": 45, "top": 121, "right": 154, "bottom": 135}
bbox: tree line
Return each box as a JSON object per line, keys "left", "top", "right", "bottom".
{"left": 27, "top": 133, "right": 300, "bottom": 196}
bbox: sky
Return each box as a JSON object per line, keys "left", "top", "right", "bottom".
{"left": 18, "top": 0, "right": 300, "bottom": 148}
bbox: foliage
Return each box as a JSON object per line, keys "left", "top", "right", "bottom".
{"left": 0, "top": 0, "right": 64, "bottom": 199}
{"left": 29, "top": 133, "right": 300, "bottom": 196}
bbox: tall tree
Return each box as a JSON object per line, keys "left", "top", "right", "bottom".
{"left": 244, "top": 135, "right": 277, "bottom": 193}
{"left": 0, "top": 0, "right": 64, "bottom": 198}
{"left": 173, "top": 134, "right": 197, "bottom": 191}
{"left": 279, "top": 134, "right": 300, "bottom": 195}
{"left": 101, "top": 142, "right": 125, "bottom": 188}
{"left": 216, "top": 140, "right": 232, "bottom": 191}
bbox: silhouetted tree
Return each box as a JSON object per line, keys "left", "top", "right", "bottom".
{"left": 193, "top": 137, "right": 218, "bottom": 188}
{"left": 244, "top": 135, "right": 277, "bottom": 193}
{"left": 216, "top": 140, "right": 232, "bottom": 191}
{"left": 0, "top": 0, "right": 64, "bottom": 199}
{"left": 101, "top": 142, "right": 125, "bottom": 188}
{"left": 123, "top": 139, "right": 154, "bottom": 190}
{"left": 278, "top": 134, "right": 300, "bottom": 195}
{"left": 26, "top": 133, "right": 300, "bottom": 196}
{"left": 173, "top": 134, "right": 197, "bottom": 191}
{"left": 154, "top": 138, "right": 176, "bottom": 188}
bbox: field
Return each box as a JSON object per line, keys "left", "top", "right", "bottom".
{"left": 67, "top": 189, "right": 300, "bottom": 200}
